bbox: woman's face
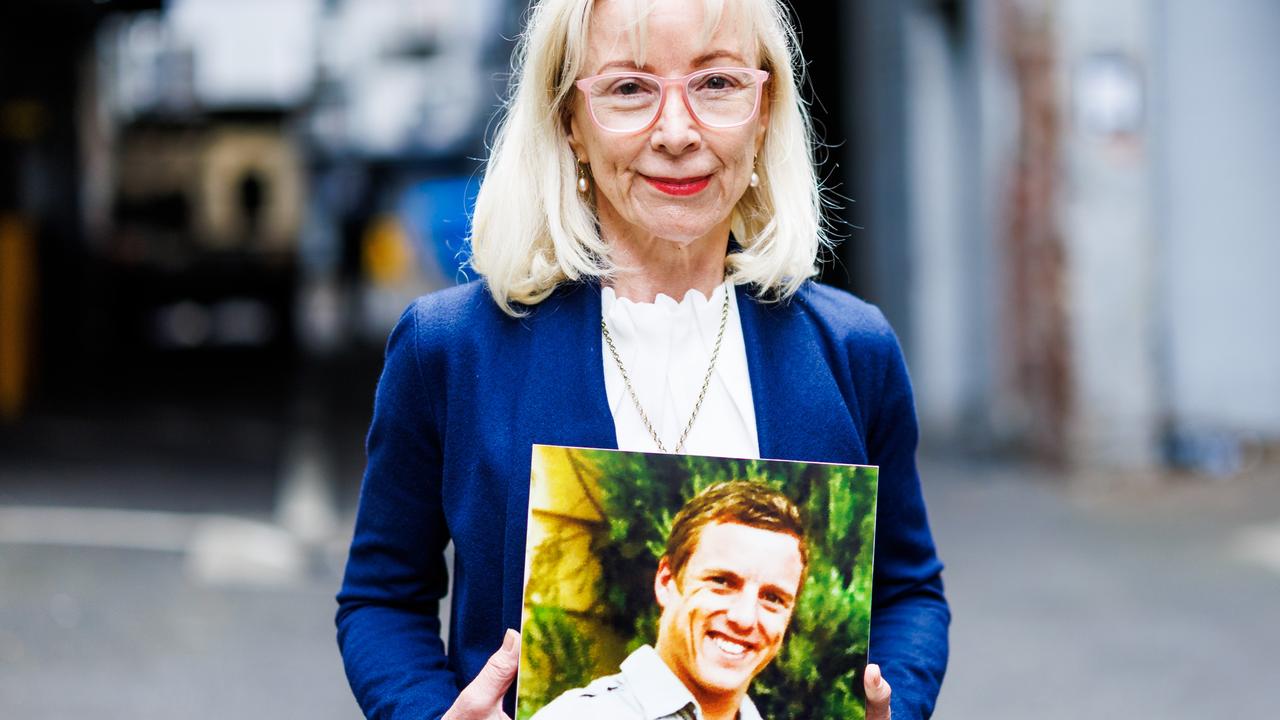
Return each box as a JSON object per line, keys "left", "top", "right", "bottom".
{"left": 568, "top": 0, "right": 768, "bottom": 248}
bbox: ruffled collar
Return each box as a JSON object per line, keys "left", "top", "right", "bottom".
{"left": 601, "top": 281, "right": 729, "bottom": 316}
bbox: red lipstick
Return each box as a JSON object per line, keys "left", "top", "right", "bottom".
{"left": 645, "top": 175, "right": 711, "bottom": 196}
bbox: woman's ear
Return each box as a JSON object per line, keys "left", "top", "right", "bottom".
{"left": 567, "top": 111, "right": 587, "bottom": 164}
{"left": 754, "top": 84, "right": 770, "bottom": 155}
{"left": 747, "top": 76, "right": 768, "bottom": 153}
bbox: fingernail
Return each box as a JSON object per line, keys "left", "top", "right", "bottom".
{"left": 502, "top": 629, "right": 516, "bottom": 653}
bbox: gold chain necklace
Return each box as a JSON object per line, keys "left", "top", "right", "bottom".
{"left": 601, "top": 284, "right": 731, "bottom": 454}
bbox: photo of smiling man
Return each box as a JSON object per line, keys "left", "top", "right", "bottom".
{"left": 517, "top": 447, "right": 879, "bottom": 720}
{"left": 532, "top": 481, "right": 805, "bottom": 720}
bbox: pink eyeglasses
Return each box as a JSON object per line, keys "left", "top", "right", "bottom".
{"left": 574, "top": 67, "right": 770, "bottom": 133}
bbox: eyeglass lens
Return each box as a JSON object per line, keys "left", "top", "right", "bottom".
{"left": 585, "top": 69, "right": 762, "bottom": 132}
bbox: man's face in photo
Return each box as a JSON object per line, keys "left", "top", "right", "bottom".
{"left": 654, "top": 521, "right": 805, "bottom": 702}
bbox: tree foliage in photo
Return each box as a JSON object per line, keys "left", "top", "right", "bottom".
{"left": 525, "top": 450, "right": 877, "bottom": 720}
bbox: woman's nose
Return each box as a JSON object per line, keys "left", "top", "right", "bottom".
{"left": 649, "top": 87, "right": 702, "bottom": 154}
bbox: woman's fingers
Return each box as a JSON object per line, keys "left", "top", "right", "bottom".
{"left": 864, "top": 663, "right": 892, "bottom": 720}
{"left": 444, "top": 630, "right": 521, "bottom": 720}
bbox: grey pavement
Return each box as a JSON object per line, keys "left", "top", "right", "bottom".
{"left": 0, "top": 543, "right": 359, "bottom": 720}
{"left": 3, "top": 405, "right": 1278, "bottom": 718}
{"left": 927, "top": 454, "right": 1280, "bottom": 718}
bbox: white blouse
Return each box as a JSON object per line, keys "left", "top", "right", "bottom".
{"left": 601, "top": 281, "right": 759, "bottom": 459}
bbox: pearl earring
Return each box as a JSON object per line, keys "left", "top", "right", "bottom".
{"left": 749, "top": 169, "right": 760, "bottom": 188}
{"left": 577, "top": 164, "right": 589, "bottom": 194}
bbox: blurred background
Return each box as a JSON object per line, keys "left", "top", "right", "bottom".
{"left": 0, "top": 0, "right": 1276, "bottom": 717}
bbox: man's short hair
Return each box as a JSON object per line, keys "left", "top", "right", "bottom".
{"left": 663, "top": 481, "right": 808, "bottom": 584}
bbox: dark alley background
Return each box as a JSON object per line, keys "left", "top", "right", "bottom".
{"left": 1, "top": 1, "right": 1277, "bottom": 718}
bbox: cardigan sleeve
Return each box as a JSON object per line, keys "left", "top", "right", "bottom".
{"left": 336, "top": 302, "right": 459, "bottom": 720}
{"left": 864, "top": 317, "right": 951, "bottom": 720}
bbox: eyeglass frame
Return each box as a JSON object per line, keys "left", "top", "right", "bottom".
{"left": 573, "top": 66, "right": 771, "bottom": 134}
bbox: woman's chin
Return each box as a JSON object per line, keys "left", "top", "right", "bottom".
{"left": 648, "top": 229, "right": 713, "bottom": 247}
{"left": 627, "top": 213, "right": 731, "bottom": 249}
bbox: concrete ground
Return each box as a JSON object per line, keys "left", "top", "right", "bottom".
{"left": 926, "top": 454, "right": 1280, "bottom": 718}
{"left": 2, "top": 375, "right": 1277, "bottom": 719}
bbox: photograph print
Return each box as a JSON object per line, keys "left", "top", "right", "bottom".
{"left": 516, "top": 445, "right": 879, "bottom": 720}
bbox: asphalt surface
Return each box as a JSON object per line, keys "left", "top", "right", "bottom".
{"left": 2, "top": 368, "right": 1277, "bottom": 719}
{"left": 928, "top": 455, "right": 1280, "bottom": 718}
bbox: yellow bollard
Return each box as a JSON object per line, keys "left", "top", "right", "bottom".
{"left": 361, "top": 214, "right": 415, "bottom": 286}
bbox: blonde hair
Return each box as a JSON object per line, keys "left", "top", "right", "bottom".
{"left": 469, "top": 0, "right": 829, "bottom": 314}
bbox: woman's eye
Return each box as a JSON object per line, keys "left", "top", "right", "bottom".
{"left": 698, "top": 74, "right": 739, "bottom": 91}
{"left": 609, "top": 79, "right": 651, "bottom": 97}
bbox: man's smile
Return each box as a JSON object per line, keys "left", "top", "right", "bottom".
{"left": 705, "top": 630, "right": 757, "bottom": 660}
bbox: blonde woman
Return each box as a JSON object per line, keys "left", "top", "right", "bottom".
{"left": 336, "top": 1, "right": 948, "bottom": 719}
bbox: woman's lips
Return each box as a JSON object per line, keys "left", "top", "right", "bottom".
{"left": 644, "top": 175, "right": 711, "bottom": 196}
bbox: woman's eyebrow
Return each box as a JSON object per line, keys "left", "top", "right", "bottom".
{"left": 594, "top": 60, "right": 652, "bottom": 74}
{"left": 691, "top": 50, "right": 748, "bottom": 67}
{"left": 592, "top": 50, "right": 749, "bottom": 76}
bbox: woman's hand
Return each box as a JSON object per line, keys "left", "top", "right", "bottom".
{"left": 864, "top": 663, "right": 892, "bottom": 720}
{"left": 442, "top": 630, "right": 521, "bottom": 720}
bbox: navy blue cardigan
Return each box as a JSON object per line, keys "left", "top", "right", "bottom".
{"left": 336, "top": 280, "right": 949, "bottom": 719}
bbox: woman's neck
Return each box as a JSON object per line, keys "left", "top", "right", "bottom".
{"left": 604, "top": 223, "right": 730, "bottom": 303}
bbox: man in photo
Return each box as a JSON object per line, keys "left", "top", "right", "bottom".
{"left": 531, "top": 481, "right": 807, "bottom": 720}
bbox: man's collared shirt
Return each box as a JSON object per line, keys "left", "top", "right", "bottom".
{"left": 528, "top": 645, "right": 764, "bottom": 720}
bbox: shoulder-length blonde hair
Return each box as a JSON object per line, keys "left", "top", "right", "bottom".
{"left": 469, "top": 0, "right": 828, "bottom": 314}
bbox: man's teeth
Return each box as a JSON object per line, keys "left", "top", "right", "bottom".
{"left": 713, "top": 637, "right": 748, "bottom": 655}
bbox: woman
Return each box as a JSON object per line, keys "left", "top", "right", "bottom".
{"left": 336, "top": 0, "right": 949, "bottom": 719}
